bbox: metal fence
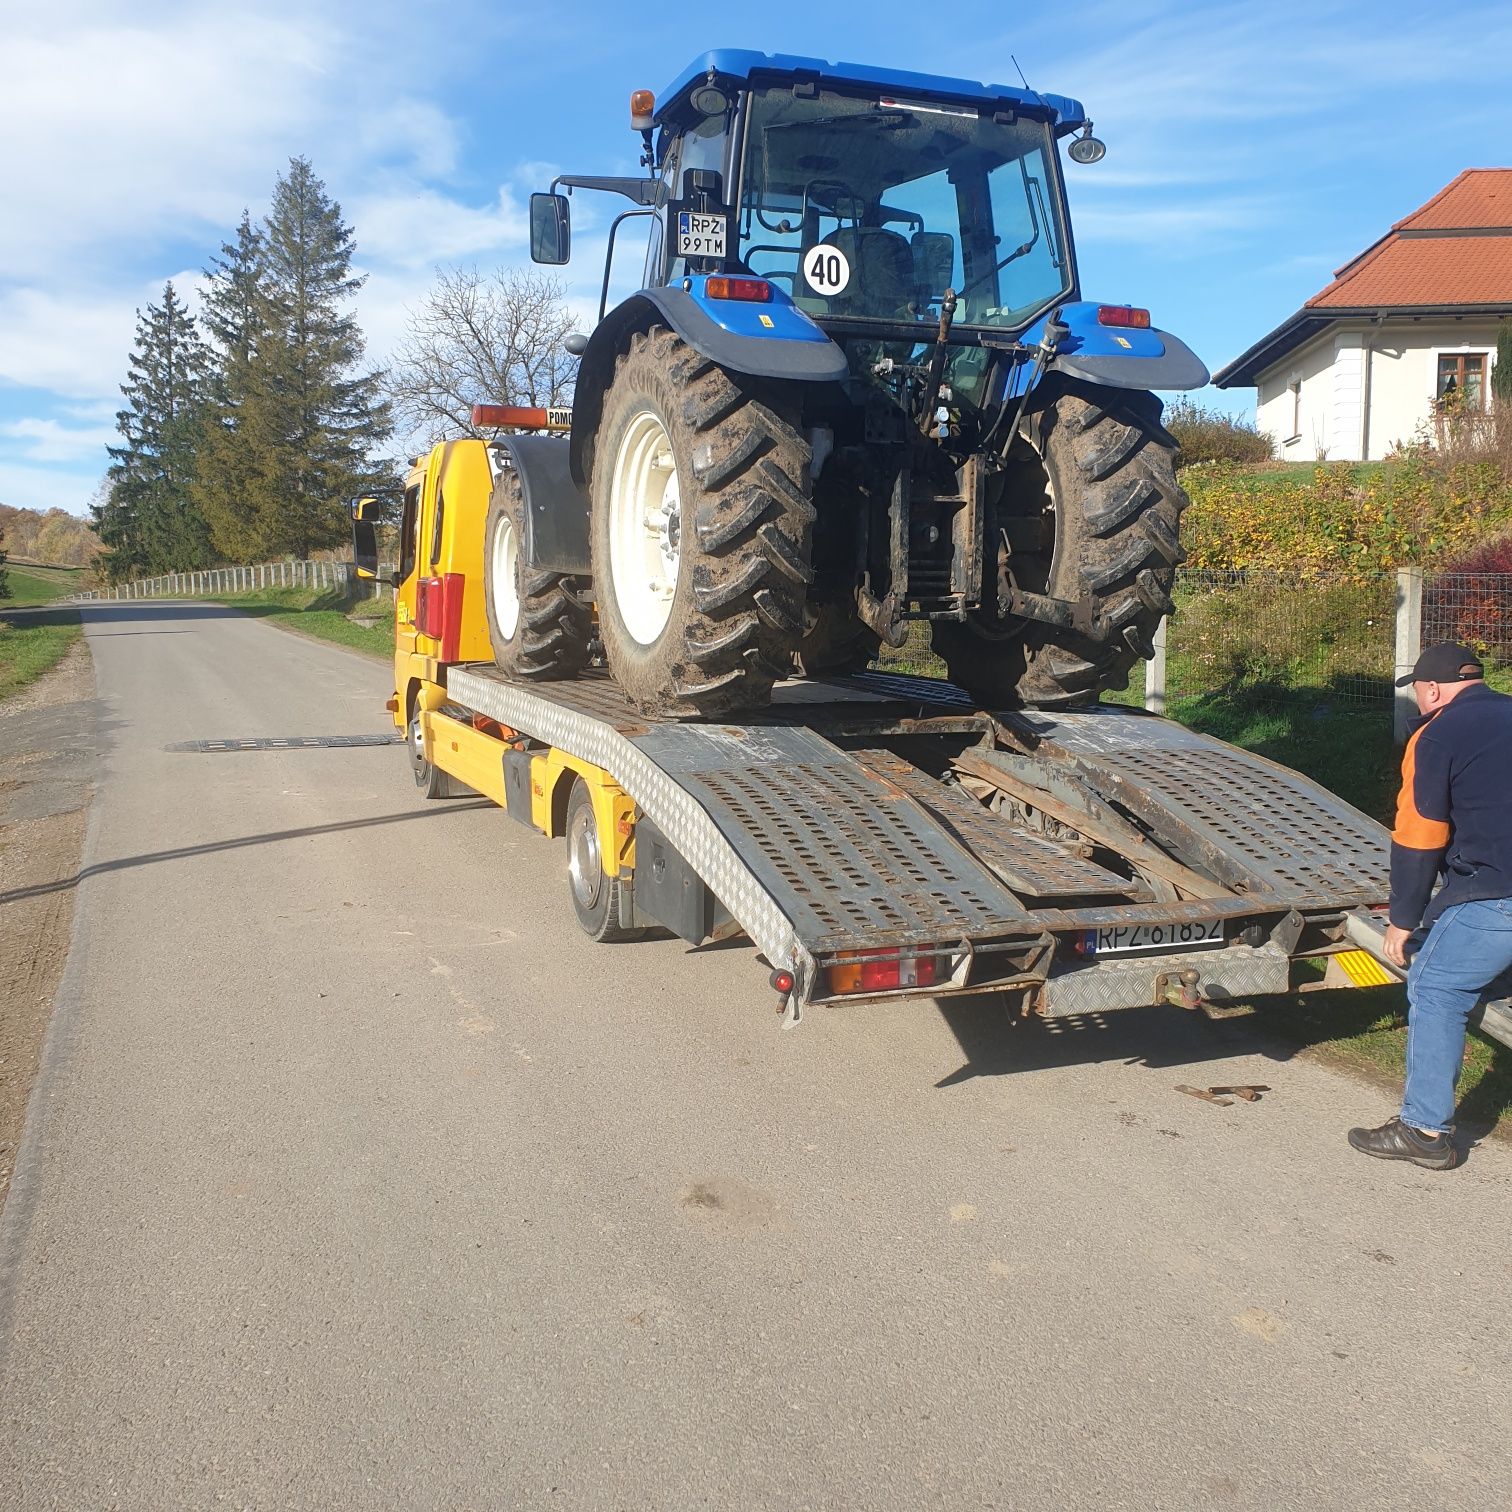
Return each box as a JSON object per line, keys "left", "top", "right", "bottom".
{"left": 73, "top": 558, "right": 393, "bottom": 601}
{"left": 1145, "top": 567, "right": 1509, "bottom": 741}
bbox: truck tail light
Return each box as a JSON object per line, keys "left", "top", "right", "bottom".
{"left": 826, "top": 948, "right": 939, "bottom": 996}
{"left": 416, "top": 573, "right": 465, "bottom": 661}
{"left": 1097, "top": 305, "right": 1150, "bottom": 328}
{"left": 705, "top": 276, "right": 772, "bottom": 302}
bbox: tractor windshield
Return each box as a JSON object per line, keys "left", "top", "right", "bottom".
{"left": 737, "top": 85, "right": 1072, "bottom": 332}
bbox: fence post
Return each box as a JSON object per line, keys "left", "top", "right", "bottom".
{"left": 1394, "top": 566, "right": 1424, "bottom": 746}
{"left": 1144, "top": 616, "right": 1168, "bottom": 715}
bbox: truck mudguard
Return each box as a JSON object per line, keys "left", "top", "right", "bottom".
{"left": 569, "top": 287, "right": 848, "bottom": 488}
{"left": 492, "top": 434, "right": 591, "bottom": 575}
{"left": 1009, "top": 302, "right": 1210, "bottom": 397}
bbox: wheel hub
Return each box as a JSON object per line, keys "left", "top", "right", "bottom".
{"left": 608, "top": 410, "right": 682, "bottom": 645}
{"left": 567, "top": 803, "right": 603, "bottom": 910}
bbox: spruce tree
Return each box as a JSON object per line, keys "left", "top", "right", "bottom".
{"left": 194, "top": 213, "right": 268, "bottom": 561}
{"left": 241, "top": 158, "right": 392, "bottom": 558}
{"left": 93, "top": 282, "right": 211, "bottom": 580}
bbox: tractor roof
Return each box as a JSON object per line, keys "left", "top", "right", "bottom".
{"left": 657, "top": 49, "right": 1086, "bottom": 134}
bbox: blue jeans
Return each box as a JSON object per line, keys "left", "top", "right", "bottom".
{"left": 1402, "top": 897, "right": 1512, "bottom": 1133}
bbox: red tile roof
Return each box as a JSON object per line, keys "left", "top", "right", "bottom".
{"left": 1214, "top": 169, "right": 1512, "bottom": 387}
{"left": 1307, "top": 169, "right": 1512, "bottom": 309}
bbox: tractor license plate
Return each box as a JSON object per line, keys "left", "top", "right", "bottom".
{"left": 677, "top": 212, "right": 727, "bottom": 258}
{"left": 1083, "top": 920, "right": 1224, "bottom": 957}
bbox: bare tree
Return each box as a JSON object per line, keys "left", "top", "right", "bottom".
{"left": 387, "top": 267, "right": 579, "bottom": 443}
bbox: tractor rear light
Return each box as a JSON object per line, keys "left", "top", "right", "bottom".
{"left": 826, "top": 949, "right": 939, "bottom": 995}
{"left": 769, "top": 968, "right": 796, "bottom": 995}
{"left": 630, "top": 89, "right": 656, "bottom": 131}
{"left": 705, "top": 276, "right": 772, "bottom": 303}
{"left": 1097, "top": 305, "right": 1150, "bottom": 328}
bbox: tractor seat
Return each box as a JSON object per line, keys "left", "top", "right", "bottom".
{"left": 817, "top": 226, "right": 914, "bottom": 318}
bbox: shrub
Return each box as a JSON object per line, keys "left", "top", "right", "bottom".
{"left": 1163, "top": 398, "right": 1274, "bottom": 468}
{"left": 1425, "top": 532, "right": 1512, "bottom": 661}
{"left": 1182, "top": 457, "right": 1512, "bottom": 577}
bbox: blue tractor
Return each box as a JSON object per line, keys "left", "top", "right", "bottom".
{"left": 480, "top": 49, "right": 1208, "bottom": 716}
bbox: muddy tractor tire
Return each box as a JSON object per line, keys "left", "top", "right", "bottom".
{"left": 793, "top": 601, "right": 881, "bottom": 678}
{"left": 932, "top": 380, "right": 1187, "bottom": 707}
{"left": 589, "top": 327, "right": 814, "bottom": 717}
{"left": 483, "top": 468, "right": 593, "bottom": 681}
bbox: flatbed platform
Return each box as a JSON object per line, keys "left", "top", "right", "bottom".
{"left": 431, "top": 663, "right": 1452, "bottom": 1027}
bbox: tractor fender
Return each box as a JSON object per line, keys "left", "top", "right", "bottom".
{"left": 491, "top": 434, "right": 590, "bottom": 575}
{"left": 1011, "top": 301, "right": 1209, "bottom": 396}
{"left": 569, "top": 288, "right": 847, "bottom": 489}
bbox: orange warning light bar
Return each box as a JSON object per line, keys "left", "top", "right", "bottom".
{"left": 471, "top": 404, "right": 573, "bottom": 432}
{"left": 630, "top": 89, "right": 655, "bottom": 131}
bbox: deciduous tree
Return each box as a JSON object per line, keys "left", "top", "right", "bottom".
{"left": 386, "top": 267, "right": 578, "bottom": 444}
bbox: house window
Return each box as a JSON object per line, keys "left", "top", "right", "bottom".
{"left": 1436, "top": 353, "right": 1487, "bottom": 410}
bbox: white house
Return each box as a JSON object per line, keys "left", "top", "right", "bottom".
{"left": 1214, "top": 169, "right": 1510, "bottom": 460}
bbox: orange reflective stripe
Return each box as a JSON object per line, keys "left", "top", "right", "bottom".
{"left": 1392, "top": 725, "right": 1452, "bottom": 850}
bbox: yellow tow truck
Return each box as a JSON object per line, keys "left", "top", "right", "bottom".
{"left": 350, "top": 418, "right": 1512, "bottom": 1043}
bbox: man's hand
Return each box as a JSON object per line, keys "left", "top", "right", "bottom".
{"left": 1383, "top": 924, "right": 1412, "bottom": 969}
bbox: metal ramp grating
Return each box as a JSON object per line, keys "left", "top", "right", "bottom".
{"left": 1012, "top": 709, "right": 1391, "bottom": 908}
{"left": 685, "top": 756, "right": 1034, "bottom": 950}
{"left": 851, "top": 749, "right": 1146, "bottom": 901}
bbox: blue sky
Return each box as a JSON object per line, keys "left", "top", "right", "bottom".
{"left": 5, "top": 0, "right": 1511, "bottom": 518}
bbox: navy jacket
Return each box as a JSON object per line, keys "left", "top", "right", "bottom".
{"left": 1390, "top": 681, "right": 1512, "bottom": 931}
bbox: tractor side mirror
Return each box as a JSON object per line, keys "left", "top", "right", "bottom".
{"left": 351, "top": 497, "right": 381, "bottom": 580}
{"left": 911, "top": 231, "right": 955, "bottom": 298}
{"left": 530, "top": 193, "right": 571, "bottom": 265}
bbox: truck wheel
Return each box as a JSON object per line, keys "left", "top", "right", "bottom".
{"left": 408, "top": 708, "right": 459, "bottom": 799}
{"left": 564, "top": 778, "right": 642, "bottom": 943}
{"left": 590, "top": 327, "right": 814, "bottom": 716}
{"left": 932, "top": 380, "right": 1186, "bottom": 706}
{"left": 484, "top": 468, "right": 592, "bottom": 680}
{"left": 793, "top": 601, "right": 880, "bottom": 678}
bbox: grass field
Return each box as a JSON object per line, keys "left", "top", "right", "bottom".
{"left": 0, "top": 610, "right": 82, "bottom": 702}
{"left": 2, "top": 561, "right": 85, "bottom": 606}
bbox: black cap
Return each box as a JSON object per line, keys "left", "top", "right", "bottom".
{"left": 1396, "top": 641, "right": 1485, "bottom": 687}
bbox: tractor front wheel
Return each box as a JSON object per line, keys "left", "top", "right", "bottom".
{"left": 932, "top": 380, "right": 1187, "bottom": 707}
{"left": 590, "top": 328, "right": 814, "bottom": 716}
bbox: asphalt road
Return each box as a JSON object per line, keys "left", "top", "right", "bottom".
{"left": 1, "top": 601, "right": 1508, "bottom": 1511}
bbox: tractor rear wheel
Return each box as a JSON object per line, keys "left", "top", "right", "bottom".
{"left": 932, "top": 380, "right": 1187, "bottom": 706}
{"left": 590, "top": 327, "right": 814, "bottom": 716}
{"left": 483, "top": 468, "right": 593, "bottom": 680}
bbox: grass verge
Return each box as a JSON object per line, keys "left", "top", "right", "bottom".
{"left": 200, "top": 585, "right": 395, "bottom": 659}
{"left": 0, "top": 610, "right": 82, "bottom": 703}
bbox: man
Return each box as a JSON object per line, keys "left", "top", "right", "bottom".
{"left": 1349, "top": 642, "right": 1512, "bottom": 1169}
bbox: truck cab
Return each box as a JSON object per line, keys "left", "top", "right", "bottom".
{"left": 387, "top": 439, "right": 496, "bottom": 742}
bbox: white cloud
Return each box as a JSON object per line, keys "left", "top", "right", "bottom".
{"left": 0, "top": 458, "right": 105, "bottom": 517}
{"left": 0, "top": 416, "right": 118, "bottom": 464}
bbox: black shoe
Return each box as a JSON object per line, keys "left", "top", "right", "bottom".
{"left": 1348, "top": 1116, "right": 1459, "bottom": 1170}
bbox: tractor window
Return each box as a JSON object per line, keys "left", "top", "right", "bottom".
{"left": 398, "top": 483, "right": 420, "bottom": 583}
{"left": 737, "top": 85, "right": 1072, "bottom": 332}
{"left": 666, "top": 113, "right": 731, "bottom": 282}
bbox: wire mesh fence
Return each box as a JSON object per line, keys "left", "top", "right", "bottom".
{"left": 1422, "top": 572, "right": 1512, "bottom": 663}
{"left": 1160, "top": 568, "right": 1398, "bottom": 713}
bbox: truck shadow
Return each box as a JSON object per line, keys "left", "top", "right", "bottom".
{"left": 933, "top": 986, "right": 1509, "bottom": 1146}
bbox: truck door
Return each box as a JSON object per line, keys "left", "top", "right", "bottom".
{"left": 394, "top": 478, "right": 422, "bottom": 664}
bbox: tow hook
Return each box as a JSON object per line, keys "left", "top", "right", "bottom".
{"left": 1158, "top": 969, "right": 1204, "bottom": 1010}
